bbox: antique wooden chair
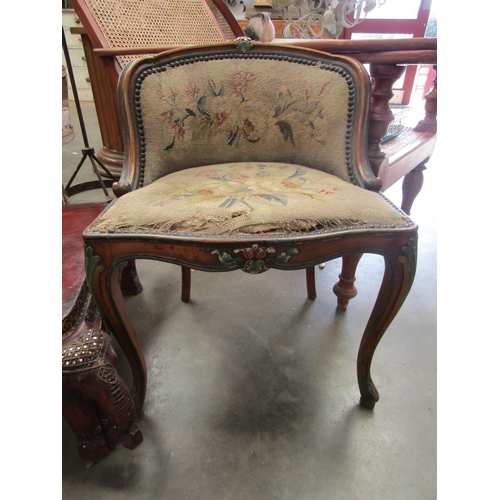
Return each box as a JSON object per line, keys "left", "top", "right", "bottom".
{"left": 83, "top": 41, "right": 418, "bottom": 417}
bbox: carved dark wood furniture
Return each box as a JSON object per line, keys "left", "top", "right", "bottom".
{"left": 63, "top": 202, "right": 143, "bottom": 465}
{"left": 83, "top": 41, "right": 418, "bottom": 419}
{"left": 70, "top": 0, "right": 245, "bottom": 177}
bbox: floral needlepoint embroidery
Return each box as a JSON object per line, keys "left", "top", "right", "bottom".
{"left": 158, "top": 69, "right": 327, "bottom": 151}
{"left": 170, "top": 164, "right": 340, "bottom": 214}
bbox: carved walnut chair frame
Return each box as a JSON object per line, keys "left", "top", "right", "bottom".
{"left": 83, "top": 41, "right": 418, "bottom": 417}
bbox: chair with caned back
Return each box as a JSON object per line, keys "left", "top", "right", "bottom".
{"left": 83, "top": 41, "right": 418, "bottom": 419}
{"left": 71, "top": 0, "right": 244, "bottom": 86}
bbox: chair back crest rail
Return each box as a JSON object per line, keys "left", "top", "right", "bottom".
{"left": 114, "top": 42, "right": 377, "bottom": 197}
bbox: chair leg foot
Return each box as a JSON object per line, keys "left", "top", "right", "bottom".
{"left": 359, "top": 395, "right": 376, "bottom": 410}
{"left": 333, "top": 254, "right": 363, "bottom": 309}
{"left": 358, "top": 374, "right": 379, "bottom": 409}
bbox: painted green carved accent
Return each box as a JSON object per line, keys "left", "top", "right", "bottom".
{"left": 235, "top": 37, "right": 253, "bottom": 53}
{"left": 84, "top": 245, "right": 104, "bottom": 291}
{"left": 241, "top": 259, "right": 269, "bottom": 275}
{"left": 212, "top": 244, "right": 299, "bottom": 274}
{"left": 274, "top": 247, "right": 300, "bottom": 263}
{"left": 211, "top": 249, "right": 235, "bottom": 266}
{"left": 401, "top": 236, "right": 418, "bottom": 268}
{"left": 400, "top": 236, "right": 418, "bottom": 288}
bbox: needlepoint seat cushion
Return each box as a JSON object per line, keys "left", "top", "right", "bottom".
{"left": 86, "top": 162, "right": 412, "bottom": 237}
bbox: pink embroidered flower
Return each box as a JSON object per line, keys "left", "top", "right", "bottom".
{"left": 317, "top": 187, "right": 340, "bottom": 195}
{"left": 282, "top": 181, "right": 300, "bottom": 189}
{"left": 228, "top": 71, "right": 257, "bottom": 97}
{"left": 161, "top": 110, "right": 174, "bottom": 123}
{"left": 195, "top": 169, "right": 219, "bottom": 177}
{"left": 215, "top": 111, "right": 229, "bottom": 126}
{"left": 229, "top": 173, "right": 250, "bottom": 181}
{"left": 169, "top": 87, "right": 179, "bottom": 98}
{"left": 172, "top": 123, "right": 185, "bottom": 139}
{"left": 186, "top": 82, "right": 200, "bottom": 98}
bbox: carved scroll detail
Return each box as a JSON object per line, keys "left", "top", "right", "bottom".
{"left": 212, "top": 244, "right": 299, "bottom": 274}
{"left": 85, "top": 245, "right": 104, "bottom": 292}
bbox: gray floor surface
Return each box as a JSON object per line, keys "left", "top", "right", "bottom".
{"left": 62, "top": 100, "right": 437, "bottom": 499}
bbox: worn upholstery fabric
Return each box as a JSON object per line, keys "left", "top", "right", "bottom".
{"left": 89, "top": 162, "right": 410, "bottom": 236}
{"left": 137, "top": 58, "right": 355, "bottom": 186}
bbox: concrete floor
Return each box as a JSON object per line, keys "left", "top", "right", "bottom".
{"left": 62, "top": 101, "right": 437, "bottom": 499}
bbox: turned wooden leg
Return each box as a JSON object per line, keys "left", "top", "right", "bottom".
{"left": 333, "top": 253, "right": 363, "bottom": 309}
{"left": 181, "top": 266, "right": 192, "bottom": 303}
{"left": 119, "top": 260, "right": 144, "bottom": 296}
{"left": 306, "top": 266, "right": 317, "bottom": 300}
{"left": 357, "top": 237, "right": 417, "bottom": 409}
{"left": 401, "top": 160, "right": 427, "bottom": 215}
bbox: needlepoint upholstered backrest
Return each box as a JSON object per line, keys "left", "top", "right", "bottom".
{"left": 116, "top": 42, "right": 376, "bottom": 194}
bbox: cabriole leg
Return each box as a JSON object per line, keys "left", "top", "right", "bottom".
{"left": 85, "top": 246, "right": 148, "bottom": 416}
{"left": 357, "top": 238, "right": 417, "bottom": 409}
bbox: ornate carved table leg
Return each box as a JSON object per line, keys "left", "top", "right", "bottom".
{"left": 333, "top": 253, "right": 363, "bottom": 309}
{"left": 414, "top": 66, "right": 437, "bottom": 135}
{"left": 367, "top": 64, "right": 406, "bottom": 177}
{"left": 62, "top": 326, "right": 143, "bottom": 462}
{"left": 400, "top": 65, "right": 437, "bottom": 216}
{"left": 401, "top": 160, "right": 427, "bottom": 215}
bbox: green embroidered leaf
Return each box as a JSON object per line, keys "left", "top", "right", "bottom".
{"left": 276, "top": 121, "right": 295, "bottom": 146}
{"left": 227, "top": 127, "right": 240, "bottom": 146}
{"left": 208, "top": 78, "right": 224, "bottom": 97}
{"left": 164, "top": 136, "right": 176, "bottom": 151}
{"left": 197, "top": 96, "right": 210, "bottom": 116}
